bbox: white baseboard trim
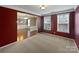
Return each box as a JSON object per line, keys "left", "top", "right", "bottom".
{"left": 0, "top": 33, "right": 79, "bottom": 53}
{"left": 0, "top": 41, "right": 17, "bottom": 49}
{"left": 73, "top": 40, "right": 79, "bottom": 53}
{"left": 0, "top": 34, "right": 38, "bottom": 50}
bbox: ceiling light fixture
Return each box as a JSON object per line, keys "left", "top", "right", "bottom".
{"left": 40, "top": 5, "right": 47, "bottom": 10}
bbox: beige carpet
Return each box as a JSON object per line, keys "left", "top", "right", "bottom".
{"left": 0, "top": 33, "right": 78, "bottom": 53}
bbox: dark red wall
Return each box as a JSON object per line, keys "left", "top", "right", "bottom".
{"left": 39, "top": 12, "right": 75, "bottom": 39}
{"left": 38, "top": 16, "right": 44, "bottom": 32}
{"left": 69, "top": 12, "right": 75, "bottom": 39}
{"left": 75, "top": 6, "right": 79, "bottom": 49}
{"left": 0, "top": 7, "right": 17, "bottom": 47}
{"left": 51, "top": 14, "right": 57, "bottom": 34}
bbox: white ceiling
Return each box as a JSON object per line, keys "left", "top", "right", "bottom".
{"left": 1, "top": 5, "right": 77, "bottom": 16}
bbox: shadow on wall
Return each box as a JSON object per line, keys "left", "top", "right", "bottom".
{"left": 75, "top": 6, "right": 79, "bottom": 49}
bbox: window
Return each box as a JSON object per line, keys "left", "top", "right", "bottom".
{"left": 57, "top": 13, "right": 69, "bottom": 33}
{"left": 44, "top": 16, "right": 51, "bottom": 30}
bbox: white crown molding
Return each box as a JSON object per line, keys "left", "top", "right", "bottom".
{"left": 41, "top": 8, "right": 75, "bottom": 16}
{"left": 1, "top": 5, "right": 41, "bottom": 16}
{"left": 1, "top": 5, "right": 77, "bottom": 16}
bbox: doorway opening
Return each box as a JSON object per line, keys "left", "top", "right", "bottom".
{"left": 17, "top": 12, "right": 38, "bottom": 42}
